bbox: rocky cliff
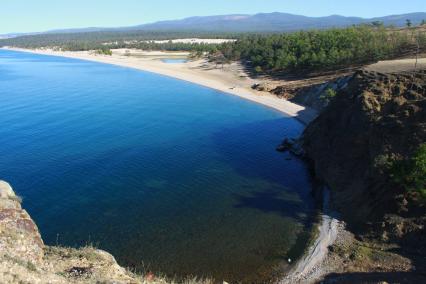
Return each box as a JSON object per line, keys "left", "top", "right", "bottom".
{"left": 301, "top": 69, "right": 426, "bottom": 274}
{"left": 0, "top": 180, "right": 147, "bottom": 284}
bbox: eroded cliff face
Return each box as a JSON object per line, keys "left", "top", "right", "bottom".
{"left": 302, "top": 70, "right": 425, "bottom": 255}
{"left": 303, "top": 70, "right": 426, "bottom": 222}
{"left": 0, "top": 180, "right": 145, "bottom": 284}
{"left": 272, "top": 75, "right": 353, "bottom": 111}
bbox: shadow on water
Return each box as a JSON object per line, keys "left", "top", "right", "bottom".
{"left": 231, "top": 186, "right": 321, "bottom": 265}
{"left": 211, "top": 116, "right": 320, "bottom": 277}
{"left": 211, "top": 117, "right": 312, "bottom": 191}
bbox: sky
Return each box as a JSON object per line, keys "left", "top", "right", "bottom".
{"left": 1, "top": 0, "right": 425, "bottom": 34}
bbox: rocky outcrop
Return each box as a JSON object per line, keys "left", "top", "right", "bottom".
{"left": 303, "top": 70, "right": 425, "bottom": 223}
{"left": 252, "top": 82, "right": 276, "bottom": 92}
{"left": 271, "top": 76, "right": 353, "bottom": 111}
{"left": 301, "top": 69, "right": 426, "bottom": 270}
{"left": 276, "top": 138, "right": 304, "bottom": 156}
{"left": 0, "top": 180, "right": 146, "bottom": 284}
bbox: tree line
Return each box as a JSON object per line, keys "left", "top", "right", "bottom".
{"left": 2, "top": 26, "right": 424, "bottom": 74}
{"left": 215, "top": 26, "right": 426, "bottom": 74}
{"left": 0, "top": 30, "right": 237, "bottom": 52}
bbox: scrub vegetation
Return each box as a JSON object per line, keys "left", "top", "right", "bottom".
{"left": 391, "top": 143, "right": 426, "bottom": 202}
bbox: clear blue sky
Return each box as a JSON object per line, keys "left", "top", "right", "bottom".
{"left": 1, "top": 0, "right": 425, "bottom": 34}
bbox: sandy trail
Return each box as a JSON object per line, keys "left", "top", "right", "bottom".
{"left": 2, "top": 47, "right": 318, "bottom": 125}
{"left": 280, "top": 189, "right": 340, "bottom": 284}
{"left": 365, "top": 57, "right": 426, "bottom": 73}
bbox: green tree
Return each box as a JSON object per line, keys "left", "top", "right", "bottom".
{"left": 94, "top": 47, "right": 113, "bottom": 56}
{"left": 319, "top": 88, "right": 337, "bottom": 104}
{"left": 406, "top": 19, "right": 412, "bottom": 27}
{"left": 216, "top": 26, "right": 417, "bottom": 74}
{"left": 254, "top": 66, "right": 263, "bottom": 73}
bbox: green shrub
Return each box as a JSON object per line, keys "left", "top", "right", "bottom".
{"left": 391, "top": 143, "right": 426, "bottom": 201}
{"left": 319, "top": 88, "right": 337, "bottom": 104}
{"left": 95, "top": 48, "right": 112, "bottom": 56}
{"left": 254, "top": 66, "right": 263, "bottom": 73}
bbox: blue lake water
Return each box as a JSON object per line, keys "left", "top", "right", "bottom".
{"left": 0, "top": 50, "right": 315, "bottom": 283}
{"left": 161, "top": 58, "right": 188, "bottom": 64}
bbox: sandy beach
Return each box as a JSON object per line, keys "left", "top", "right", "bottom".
{"left": 3, "top": 47, "right": 317, "bottom": 125}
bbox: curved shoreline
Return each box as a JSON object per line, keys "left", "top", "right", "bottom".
{"left": 2, "top": 47, "right": 317, "bottom": 125}
{"left": 1, "top": 47, "right": 334, "bottom": 283}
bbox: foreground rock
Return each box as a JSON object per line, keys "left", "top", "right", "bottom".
{"left": 0, "top": 180, "right": 146, "bottom": 284}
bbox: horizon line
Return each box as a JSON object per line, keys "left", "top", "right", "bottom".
{"left": 2, "top": 10, "right": 425, "bottom": 35}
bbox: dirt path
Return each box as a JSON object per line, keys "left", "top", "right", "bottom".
{"left": 279, "top": 190, "right": 340, "bottom": 284}
{"left": 365, "top": 57, "right": 426, "bottom": 73}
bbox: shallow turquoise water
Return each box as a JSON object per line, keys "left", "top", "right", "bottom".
{"left": 0, "top": 50, "right": 315, "bottom": 282}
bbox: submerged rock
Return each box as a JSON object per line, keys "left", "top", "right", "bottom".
{"left": 276, "top": 138, "right": 305, "bottom": 156}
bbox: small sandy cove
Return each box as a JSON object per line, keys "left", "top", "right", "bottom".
{"left": 3, "top": 47, "right": 317, "bottom": 125}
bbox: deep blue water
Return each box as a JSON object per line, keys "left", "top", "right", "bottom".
{"left": 0, "top": 50, "right": 315, "bottom": 282}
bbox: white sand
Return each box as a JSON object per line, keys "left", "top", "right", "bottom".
{"left": 110, "top": 38, "right": 236, "bottom": 45}
{"left": 3, "top": 47, "right": 317, "bottom": 125}
{"left": 148, "top": 38, "right": 236, "bottom": 44}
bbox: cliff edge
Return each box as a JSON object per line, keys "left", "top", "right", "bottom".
{"left": 303, "top": 69, "right": 425, "bottom": 223}
{"left": 302, "top": 69, "right": 426, "bottom": 281}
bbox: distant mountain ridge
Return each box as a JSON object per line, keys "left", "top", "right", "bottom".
{"left": 2, "top": 12, "right": 426, "bottom": 37}
{"left": 135, "top": 12, "right": 425, "bottom": 32}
